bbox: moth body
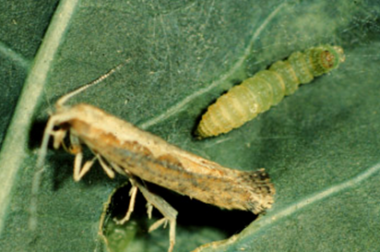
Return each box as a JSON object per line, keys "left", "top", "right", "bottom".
{"left": 34, "top": 61, "right": 275, "bottom": 252}
{"left": 52, "top": 103, "right": 275, "bottom": 213}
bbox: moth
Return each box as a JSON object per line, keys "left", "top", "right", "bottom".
{"left": 196, "top": 45, "right": 345, "bottom": 138}
{"left": 32, "top": 62, "right": 275, "bottom": 252}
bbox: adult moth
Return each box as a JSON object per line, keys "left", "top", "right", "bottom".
{"left": 31, "top": 62, "right": 275, "bottom": 252}
{"left": 196, "top": 45, "right": 345, "bottom": 138}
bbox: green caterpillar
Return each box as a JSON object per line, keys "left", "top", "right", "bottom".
{"left": 196, "top": 45, "right": 345, "bottom": 138}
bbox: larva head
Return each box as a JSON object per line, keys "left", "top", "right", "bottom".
{"left": 312, "top": 45, "right": 345, "bottom": 76}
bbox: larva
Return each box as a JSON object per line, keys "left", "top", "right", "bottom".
{"left": 196, "top": 45, "right": 345, "bottom": 138}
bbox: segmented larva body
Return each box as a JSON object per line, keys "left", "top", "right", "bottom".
{"left": 196, "top": 45, "right": 345, "bottom": 138}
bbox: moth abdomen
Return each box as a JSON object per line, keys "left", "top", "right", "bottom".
{"left": 196, "top": 45, "right": 345, "bottom": 138}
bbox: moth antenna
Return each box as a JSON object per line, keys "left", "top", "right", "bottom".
{"left": 56, "top": 58, "right": 131, "bottom": 109}
{"left": 29, "top": 116, "right": 57, "bottom": 230}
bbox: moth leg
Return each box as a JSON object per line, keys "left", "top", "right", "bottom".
{"left": 106, "top": 162, "right": 139, "bottom": 225}
{"left": 114, "top": 179, "right": 139, "bottom": 225}
{"left": 96, "top": 155, "right": 115, "bottom": 179}
{"left": 109, "top": 163, "right": 178, "bottom": 252}
{"left": 50, "top": 128, "right": 67, "bottom": 149}
{"left": 98, "top": 181, "right": 130, "bottom": 238}
{"left": 109, "top": 161, "right": 127, "bottom": 175}
{"left": 146, "top": 201, "right": 153, "bottom": 219}
{"left": 132, "top": 178, "right": 178, "bottom": 252}
{"left": 73, "top": 152, "right": 97, "bottom": 182}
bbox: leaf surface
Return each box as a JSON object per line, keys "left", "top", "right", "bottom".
{"left": 0, "top": 1, "right": 379, "bottom": 252}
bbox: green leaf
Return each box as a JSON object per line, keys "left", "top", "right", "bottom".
{"left": 1, "top": 0, "right": 379, "bottom": 252}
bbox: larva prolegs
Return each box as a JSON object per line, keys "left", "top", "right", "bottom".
{"left": 196, "top": 45, "right": 345, "bottom": 138}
